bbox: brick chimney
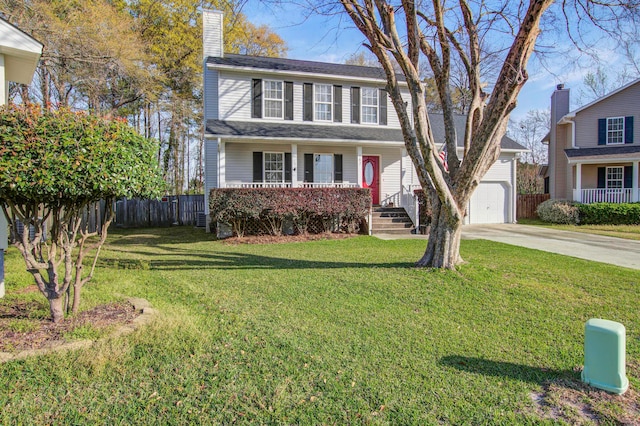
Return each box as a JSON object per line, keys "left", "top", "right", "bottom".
{"left": 203, "top": 10, "right": 223, "bottom": 59}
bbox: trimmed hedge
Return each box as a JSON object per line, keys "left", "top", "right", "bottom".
{"left": 209, "top": 188, "right": 371, "bottom": 237}
{"left": 578, "top": 202, "right": 640, "bottom": 225}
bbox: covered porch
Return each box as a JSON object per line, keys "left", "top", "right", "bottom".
{"left": 567, "top": 146, "right": 640, "bottom": 204}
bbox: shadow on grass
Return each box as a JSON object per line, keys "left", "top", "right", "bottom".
{"left": 98, "top": 246, "right": 414, "bottom": 271}
{"left": 439, "top": 355, "right": 578, "bottom": 385}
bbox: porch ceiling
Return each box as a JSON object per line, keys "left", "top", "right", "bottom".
{"left": 565, "top": 145, "right": 640, "bottom": 164}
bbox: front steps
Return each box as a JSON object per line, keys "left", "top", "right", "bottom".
{"left": 371, "top": 207, "right": 414, "bottom": 235}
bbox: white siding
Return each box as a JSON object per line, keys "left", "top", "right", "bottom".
{"left": 203, "top": 67, "right": 219, "bottom": 120}
{"left": 215, "top": 69, "right": 408, "bottom": 130}
{"left": 203, "top": 10, "right": 223, "bottom": 59}
{"left": 219, "top": 74, "right": 251, "bottom": 120}
{"left": 483, "top": 155, "right": 513, "bottom": 181}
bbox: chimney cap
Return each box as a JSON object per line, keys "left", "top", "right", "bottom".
{"left": 557, "top": 83, "right": 565, "bottom": 90}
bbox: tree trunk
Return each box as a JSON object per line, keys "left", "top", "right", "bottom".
{"left": 71, "top": 284, "right": 81, "bottom": 315}
{"left": 416, "top": 198, "right": 463, "bottom": 269}
{"left": 49, "top": 295, "right": 65, "bottom": 323}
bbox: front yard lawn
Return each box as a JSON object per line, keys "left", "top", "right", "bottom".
{"left": 1, "top": 228, "right": 638, "bottom": 424}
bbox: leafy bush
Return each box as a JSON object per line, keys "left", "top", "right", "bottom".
{"left": 209, "top": 188, "right": 371, "bottom": 237}
{"left": 536, "top": 199, "right": 579, "bottom": 224}
{"left": 578, "top": 203, "right": 640, "bottom": 225}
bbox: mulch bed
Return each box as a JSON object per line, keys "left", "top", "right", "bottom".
{"left": 221, "top": 233, "right": 357, "bottom": 245}
{"left": 0, "top": 295, "right": 140, "bottom": 352}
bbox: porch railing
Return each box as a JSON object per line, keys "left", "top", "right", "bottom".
{"left": 576, "top": 188, "right": 634, "bottom": 204}
{"left": 225, "top": 182, "right": 358, "bottom": 189}
{"left": 300, "top": 182, "right": 359, "bottom": 188}
{"left": 402, "top": 184, "right": 422, "bottom": 228}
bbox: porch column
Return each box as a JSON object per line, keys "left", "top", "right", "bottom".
{"left": 291, "top": 144, "right": 298, "bottom": 187}
{"left": 575, "top": 163, "right": 582, "bottom": 203}
{"left": 633, "top": 161, "right": 639, "bottom": 202}
{"left": 357, "top": 146, "right": 363, "bottom": 187}
{"left": 218, "top": 139, "right": 225, "bottom": 188}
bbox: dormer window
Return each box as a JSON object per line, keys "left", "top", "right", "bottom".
{"left": 263, "top": 80, "right": 283, "bottom": 119}
{"left": 607, "top": 117, "right": 624, "bottom": 145}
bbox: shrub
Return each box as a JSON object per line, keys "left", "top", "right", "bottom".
{"left": 536, "top": 199, "right": 579, "bottom": 224}
{"left": 578, "top": 203, "right": 640, "bottom": 225}
{"left": 209, "top": 188, "right": 371, "bottom": 237}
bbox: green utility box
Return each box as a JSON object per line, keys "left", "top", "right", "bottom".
{"left": 582, "top": 318, "right": 628, "bottom": 394}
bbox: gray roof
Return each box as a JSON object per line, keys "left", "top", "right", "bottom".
{"left": 207, "top": 53, "right": 403, "bottom": 81}
{"left": 206, "top": 114, "right": 525, "bottom": 150}
{"left": 565, "top": 145, "right": 640, "bottom": 158}
{"left": 206, "top": 119, "right": 404, "bottom": 142}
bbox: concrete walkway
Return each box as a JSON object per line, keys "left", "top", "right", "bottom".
{"left": 376, "top": 224, "right": 640, "bottom": 270}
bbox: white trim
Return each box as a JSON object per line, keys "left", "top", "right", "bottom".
{"left": 314, "top": 83, "right": 332, "bottom": 122}
{"left": 566, "top": 155, "right": 640, "bottom": 165}
{"left": 263, "top": 80, "right": 284, "bottom": 120}
{"left": 606, "top": 116, "right": 625, "bottom": 145}
{"left": 361, "top": 87, "right": 379, "bottom": 124}
{"left": 263, "top": 151, "right": 285, "bottom": 183}
{"left": 291, "top": 144, "right": 298, "bottom": 188}
{"left": 606, "top": 166, "right": 624, "bottom": 189}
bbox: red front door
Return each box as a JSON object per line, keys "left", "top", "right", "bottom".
{"left": 362, "top": 156, "right": 380, "bottom": 205}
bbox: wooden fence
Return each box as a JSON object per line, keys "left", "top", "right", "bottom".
{"left": 114, "top": 195, "right": 205, "bottom": 228}
{"left": 517, "top": 193, "right": 550, "bottom": 220}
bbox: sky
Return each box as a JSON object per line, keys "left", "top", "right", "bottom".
{"left": 239, "top": 0, "right": 636, "bottom": 122}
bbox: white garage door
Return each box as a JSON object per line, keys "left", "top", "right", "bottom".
{"left": 469, "top": 182, "right": 508, "bottom": 224}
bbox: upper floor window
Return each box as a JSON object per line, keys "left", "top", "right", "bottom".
{"left": 314, "top": 84, "right": 332, "bottom": 121}
{"left": 263, "top": 80, "right": 283, "bottom": 119}
{"left": 607, "top": 117, "right": 625, "bottom": 145}
{"left": 361, "top": 87, "right": 379, "bottom": 124}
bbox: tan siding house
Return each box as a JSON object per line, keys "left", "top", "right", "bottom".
{"left": 545, "top": 79, "right": 640, "bottom": 203}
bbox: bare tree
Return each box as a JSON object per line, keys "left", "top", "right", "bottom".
{"left": 509, "top": 109, "right": 550, "bottom": 164}
{"left": 339, "top": 0, "right": 639, "bottom": 269}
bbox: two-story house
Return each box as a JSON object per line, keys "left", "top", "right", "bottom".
{"left": 545, "top": 80, "right": 639, "bottom": 203}
{"left": 202, "top": 10, "right": 525, "bottom": 231}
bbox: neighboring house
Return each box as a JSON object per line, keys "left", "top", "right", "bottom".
{"left": 544, "top": 80, "right": 640, "bottom": 203}
{"left": 201, "top": 10, "right": 526, "bottom": 230}
{"left": 0, "top": 16, "right": 43, "bottom": 298}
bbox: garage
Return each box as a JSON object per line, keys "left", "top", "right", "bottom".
{"left": 468, "top": 182, "right": 510, "bottom": 224}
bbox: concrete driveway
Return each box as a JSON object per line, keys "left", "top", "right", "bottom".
{"left": 462, "top": 224, "right": 640, "bottom": 270}
{"left": 376, "top": 224, "right": 640, "bottom": 270}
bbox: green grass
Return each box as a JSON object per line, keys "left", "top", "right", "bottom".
{"left": 1, "top": 227, "right": 639, "bottom": 424}
{"left": 518, "top": 218, "right": 640, "bottom": 240}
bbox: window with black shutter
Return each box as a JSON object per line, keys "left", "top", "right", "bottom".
{"left": 304, "top": 153, "right": 314, "bottom": 182}
{"left": 253, "top": 152, "right": 263, "bottom": 182}
{"left": 284, "top": 82, "right": 294, "bottom": 121}
{"left": 379, "top": 89, "right": 387, "bottom": 125}
{"left": 252, "top": 79, "right": 262, "bottom": 119}
{"left": 303, "top": 83, "right": 313, "bottom": 121}
{"left": 351, "top": 87, "right": 360, "bottom": 124}
{"left": 333, "top": 85, "right": 342, "bottom": 123}
{"left": 285, "top": 153, "right": 292, "bottom": 183}
{"left": 334, "top": 154, "right": 343, "bottom": 182}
